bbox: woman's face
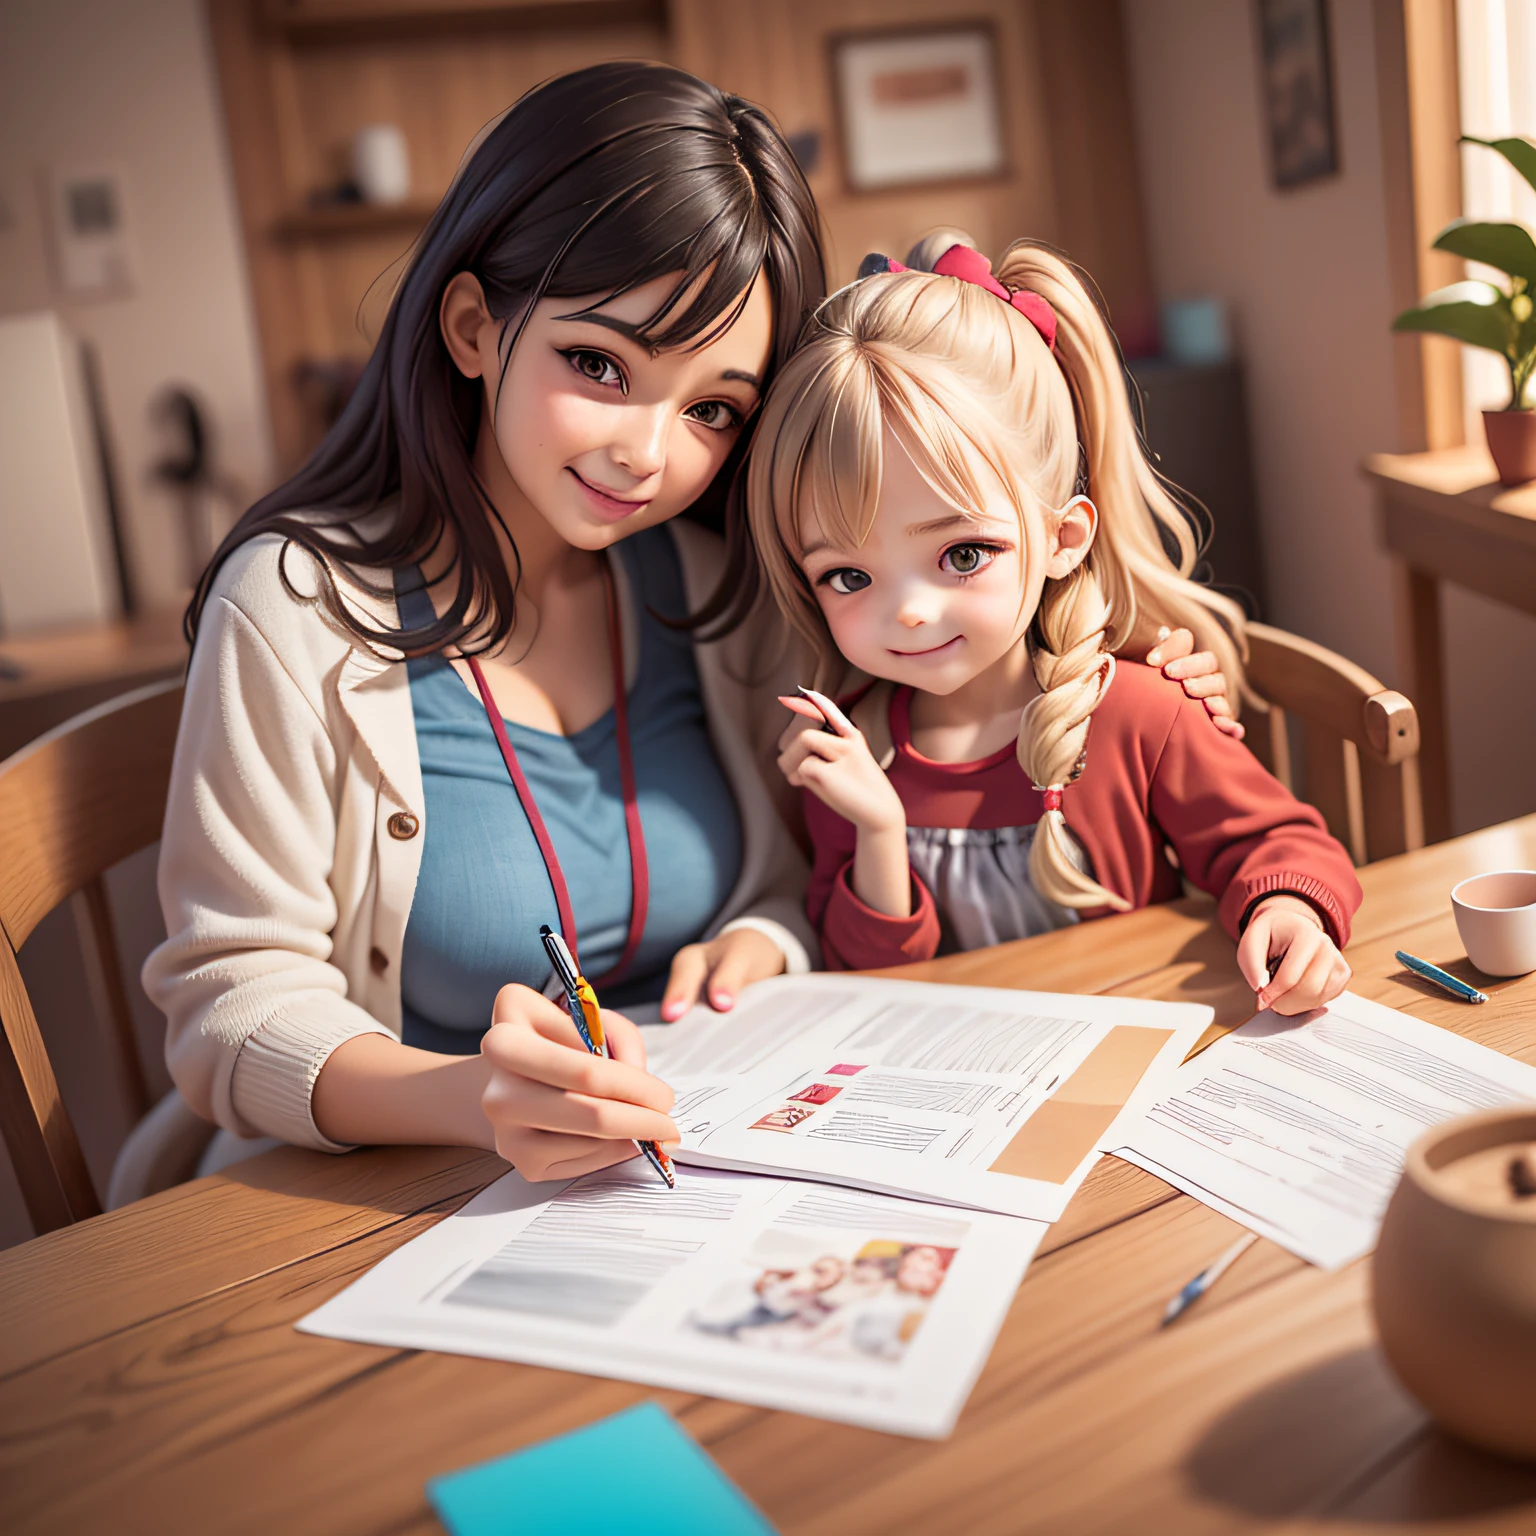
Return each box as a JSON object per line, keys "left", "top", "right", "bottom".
{"left": 446, "top": 269, "right": 772, "bottom": 550}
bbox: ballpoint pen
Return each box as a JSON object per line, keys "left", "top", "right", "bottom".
{"left": 1395, "top": 950, "right": 1489, "bottom": 1004}
{"left": 1161, "top": 1232, "right": 1257, "bottom": 1327}
{"left": 539, "top": 924, "right": 676, "bottom": 1189}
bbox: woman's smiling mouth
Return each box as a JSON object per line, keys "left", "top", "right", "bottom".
{"left": 569, "top": 468, "right": 652, "bottom": 520}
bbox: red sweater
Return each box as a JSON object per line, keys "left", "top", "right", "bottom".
{"left": 806, "top": 662, "right": 1361, "bottom": 971}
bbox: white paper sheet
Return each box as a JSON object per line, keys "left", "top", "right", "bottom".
{"left": 299, "top": 1161, "right": 1046, "bottom": 1439}
{"left": 1110, "top": 990, "right": 1536, "bottom": 1268}
{"left": 640, "top": 975, "right": 1211, "bottom": 1223}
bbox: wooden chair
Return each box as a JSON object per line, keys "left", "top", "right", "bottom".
{"left": 0, "top": 679, "right": 193, "bottom": 1235}
{"left": 1242, "top": 622, "right": 1424, "bottom": 865}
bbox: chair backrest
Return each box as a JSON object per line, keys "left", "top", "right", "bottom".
{"left": 0, "top": 679, "right": 183, "bottom": 1235}
{"left": 1242, "top": 622, "right": 1423, "bottom": 866}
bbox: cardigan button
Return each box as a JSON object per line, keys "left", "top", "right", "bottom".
{"left": 369, "top": 947, "right": 389, "bottom": 976}
{"left": 387, "top": 811, "right": 419, "bottom": 840}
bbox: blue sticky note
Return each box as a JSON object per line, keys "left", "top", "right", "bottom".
{"left": 427, "top": 1402, "right": 779, "bottom": 1536}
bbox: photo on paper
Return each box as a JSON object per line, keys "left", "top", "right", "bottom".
{"left": 825, "top": 1063, "right": 867, "bottom": 1076}
{"left": 752, "top": 1103, "right": 817, "bottom": 1133}
{"left": 789, "top": 1082, "right": 844, "bottom": 1106}
{"left": 686, "top": 1230, "right": 957, "bottom": 1364}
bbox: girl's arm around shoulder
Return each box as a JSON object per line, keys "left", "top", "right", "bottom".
{"left": 1127, "top": 664, "right": 1363, "bottom": 947}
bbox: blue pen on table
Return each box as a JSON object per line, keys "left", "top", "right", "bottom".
{"left": 539, "top": 925, "right": 676, "bottom": 1189}
{"left": 1395, "top": 950, "right": 1488, "bottom": 1004}
{"left": 1161, "top": 1232, "right": 1257, "bottom": 1327}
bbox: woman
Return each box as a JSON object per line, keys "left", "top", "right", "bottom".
{"left": 145, "top": 62, "right": 1233, "bottom": 1184}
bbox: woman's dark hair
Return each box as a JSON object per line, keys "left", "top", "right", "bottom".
{"left": 188, "top": 61, "right": 826, "bottom": 655}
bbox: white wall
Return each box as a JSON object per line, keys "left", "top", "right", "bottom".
{"left": 0, "top": 0, "right": 272, "bottom": 610}
{"left": 1123, "top": 0, "right": 1536, "bottom": 836}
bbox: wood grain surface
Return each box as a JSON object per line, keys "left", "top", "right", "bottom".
{"left": 6, "top": 817, "right": 1536, "bottom": 1534}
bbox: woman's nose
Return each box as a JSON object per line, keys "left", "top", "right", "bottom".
{"left": 611, "top": 404, "right": 669, "bottom": 479}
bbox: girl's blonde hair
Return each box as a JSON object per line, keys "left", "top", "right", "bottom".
{"left": 746, "top": 238, "right": 1247, "bottom": 911}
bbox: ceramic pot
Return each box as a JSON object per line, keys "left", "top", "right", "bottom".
{"left": 1372, "top": 1108, "right": 1536, "bottom": 1461}
{"left": 1482, "top": 409, "right": 1536, "bottom": 487}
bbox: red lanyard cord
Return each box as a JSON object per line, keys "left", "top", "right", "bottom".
{"left": 464, "top": 557, "right": 649, "bottom": 987}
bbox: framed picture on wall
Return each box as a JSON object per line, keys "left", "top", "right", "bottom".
{"left": 830, "top": 25, "right": 1006, "bottom": 193}
{"left": 1256, "top": 0, "right": 1339, "bottom": 188}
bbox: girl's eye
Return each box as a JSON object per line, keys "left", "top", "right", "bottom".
{"left": 822, "top": 568, "right": 872, "bottom": 595}
{"left": 684, "top": 399, "right": 743, "bottom": 431}
{"left": 564, "top": 349, "right": 625, "bottom": 391}
{"left": 940, "top": 543, "right": 999, "bottom": 578}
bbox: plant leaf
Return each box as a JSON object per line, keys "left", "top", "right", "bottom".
{"left": 1463, "top": 134, "right": 1536, "bottom": 197}
{"left": 1433, "top": 219, "right": 1536, "bottom": 283}
{"left": 1393, "top": 281, "right": 1514, "bottom": 354}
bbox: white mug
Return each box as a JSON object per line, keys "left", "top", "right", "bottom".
{"left": 354, "top": 124, "right": 410, "bottom": 205}
{"left": 1451, "top": 870, "right": 1536, "bottom": 977}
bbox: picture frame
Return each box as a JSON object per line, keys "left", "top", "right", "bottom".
{"left": 1256, "top": 0, "right": 1339, "bottom": 189}
{"left": 830, "top": 23, "right": 1007, "bottom": 194}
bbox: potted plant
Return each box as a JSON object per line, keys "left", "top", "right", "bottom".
{"left": 1394, "top": 134, "right": 1536, "bottom": 486}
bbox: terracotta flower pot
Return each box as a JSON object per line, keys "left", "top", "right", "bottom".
{"left": 1372, "top": 1108, "right": 1536, "bottom": 1461}
{"left": 1482, "top": 409, "right": 1536, "bottom": 486}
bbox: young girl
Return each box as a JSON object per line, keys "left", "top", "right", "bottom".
{"left": 751, "top": 241, "right": 1359, "bottom": 1017}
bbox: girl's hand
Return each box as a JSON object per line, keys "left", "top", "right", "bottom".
{"left": 778, "top": 690, "right": 912, "bottom": 918}
{"left": 480, "top": 984, "right": 678, "bottom": 1181}
{"left": 776, "top": 691, "right": 905, "bottom": 835}
{"left": 1236, "top": 895, "right": 1352, "bottom": 1016}
{"left": 1146, "top": 626, "right": 1245, "bottom": 741}
{"left": 661, "top": 925, "right": 786, "bottom": 1021}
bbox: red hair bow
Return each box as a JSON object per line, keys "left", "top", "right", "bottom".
{"left": 860, "top": 245, "right": 1057, "bottom": 352}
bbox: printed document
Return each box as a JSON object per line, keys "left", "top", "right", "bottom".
{"left": 300, "top": 1161, "right": 1046, "bottom": 1439}
{"left": 640, "top": 975, "right": 1211, "bottom": 1223}
{"left": 1110, "top": 990, "right": 1536, "bottom": 1267}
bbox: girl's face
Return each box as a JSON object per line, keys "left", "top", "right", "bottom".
{"left": 798, "top": 428, "right": 1094, "bottom": 696}
{"left": 445, "top": 269, "right": 772, "bottom": 549}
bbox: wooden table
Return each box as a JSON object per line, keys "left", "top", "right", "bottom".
{"left": 6, "top": 820, "right": 1536, "bottom": 1535}
{"left": 1365, "top": 446, "right": 1536, "bottom": 844}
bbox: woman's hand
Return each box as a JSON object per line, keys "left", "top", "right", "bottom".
{"left": 480, "top": 983, "right": 678, "bottom": 1181}
{"left": 661, "top": 926, "right": 786, "bottom": 1021}
{"left": 1236, "top": 895, "right": 1352, "bottom": 1015}
{"left": 1146, "top": 626, "right": 1244, "bottom": 740}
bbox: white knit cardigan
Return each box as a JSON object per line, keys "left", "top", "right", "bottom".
{"left": 143, "top": 519, "right": 815, "bottom": 1153}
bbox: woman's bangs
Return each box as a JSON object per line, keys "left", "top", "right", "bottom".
{"left": 548, "top": 151, "right": 771, "bottom": 354}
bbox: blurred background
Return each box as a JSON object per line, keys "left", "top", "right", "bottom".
{"left": 2, "top": 0, "right": 1534, "bottom": 1244}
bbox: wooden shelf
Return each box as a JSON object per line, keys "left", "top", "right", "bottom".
{"left": 271, "top": 198, "right": 439, "bottom": 241}
{"left": 260, "top": 0, "right": 664, "bottom": 41}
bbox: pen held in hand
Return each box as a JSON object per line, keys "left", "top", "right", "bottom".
{"left": 1395, "top": 950, "right": 1488, "bottom": 1004}
{"left": 539, "top": 925, "right": 676, "bottom": 1189}
{"left": 1161, "top": 1232, "right": 1257, "bottom": 1327}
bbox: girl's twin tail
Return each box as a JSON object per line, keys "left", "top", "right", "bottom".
{"left": 996, "top": 241, "right": 1246, "bottom": 910}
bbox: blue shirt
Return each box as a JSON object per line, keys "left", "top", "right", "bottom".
{"left": 397, "top": 527, "right": 743, "bottom": 1053}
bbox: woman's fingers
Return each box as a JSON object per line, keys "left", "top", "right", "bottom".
{"left": 661, "top": 943, "right": 709, "bottom": 1021}
{"left": 1172, "top": 671, "right": 1227, "bottom": 700}
{"left": 601, "top": 1008, "right": 648, "bottom": 1069}
{"left": 485, "top": 1067, "right": 678, "bottom": 1140}
{"left": 699, "top": 927, "right": 783, "bottom": 1012}
{"left": 481, "top": 1020, "right": 674, "bottom": 1112}
{"left": 1145, "top": 626, "right": 1193, "bottom": 668}
{"left": 1211, "top": 713, "right": 1246, "bottom": 740}
{"left": 1160, "top": 650, "right": 1219, "bottom": 680}
{"left": 494, "top": 1126, "right": 640, "bottom": 1182}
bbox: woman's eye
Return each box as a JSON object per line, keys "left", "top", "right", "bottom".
{"left": 822, "top": 568, "right": 872, "bottom": 595}
{"left": 565, "top": 349, "right": 625, "bottom": 390}
{"left": 940, "top": 543, "right": 998, "bottom": 578}
{"left": 684, "top": 399, "right": 743, "bottom": 431}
